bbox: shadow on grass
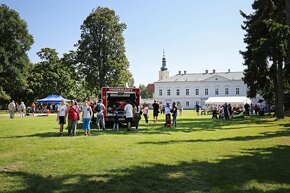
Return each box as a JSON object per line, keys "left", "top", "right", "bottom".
{"left": 138, "top": 128, "right": 290, "bottom": 145}
{"left": 1, "top": 146, "right": 289, "bottom": 193}
{"left": 138, "top": 117, "right": 277, "bottom": 135}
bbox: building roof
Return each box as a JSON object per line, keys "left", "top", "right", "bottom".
{"left": 155, "top": 71, "right": 244, "bottom": 83}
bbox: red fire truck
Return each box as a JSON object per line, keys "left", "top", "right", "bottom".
{"left": 101, "top": 87, "right": 141, "bottom": 124}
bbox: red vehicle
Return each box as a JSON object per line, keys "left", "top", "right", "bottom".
{"left": 101, "top": 87, "right": 140, "bottom": 124}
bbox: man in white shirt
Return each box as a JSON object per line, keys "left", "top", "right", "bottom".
{"left": 124, "top": 101, "right": 133, "bottom": 130}
{"left": 8, "top": 100, "right": 16, "bottom": 119}
{"left": 57, "top": 100, "right": 67, "bottom": 136}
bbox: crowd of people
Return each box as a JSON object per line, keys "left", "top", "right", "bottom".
{"left": 7, "top": 98, "right": 273, "bottom": 136}
{"left": 55, "top": 99, "right": 146, "bottom": 136}
{"left": 198, "top": 102, "right": 274, "bottom": 120}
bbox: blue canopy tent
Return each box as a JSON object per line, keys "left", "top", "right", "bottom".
{"left": 36, "top": 95, "right": 70, "bottom": 103}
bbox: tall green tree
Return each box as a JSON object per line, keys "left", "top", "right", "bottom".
{"left": 61, "top": 50, "right": 89, "bottom": 100}
{"left": 0, "top": 4, "right": 34, "bottom": 103}
{"left": 76, "top": 7, "right": 134, "bottom": 96}
{"left": 241, "top": 0, "right": 290, "bottom": 118}
{"left": 28, "top": 48, "right": 77, "bottom": 100}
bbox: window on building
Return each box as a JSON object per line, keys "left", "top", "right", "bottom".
{"left": 186, "top": 89, "right": 189, "bottom": 96}
{"left": 159, "top": 89, "right": 162, "bottom": 96}
{"left": 186, "top": 101, "right": 189, "bottom": 107}
{"left": 167, "top": 89, "right": 171, "bottom": 96}
{"left": 205, "top": 88, "right": 208, "bottom": 95}
{"left": 176, "top": 89, "right": 180, "bottom": 96}
{"left": 236, "top": 88, "right": 240, "bottom": 95}
{"left": 215, "top": 88, "right": 219, "bottom": 95}
{"left": 195, "top": 89, "right": 199, "bottom": 95}
{"left": 225, "top": 88, "right": 229, "bottom": 95}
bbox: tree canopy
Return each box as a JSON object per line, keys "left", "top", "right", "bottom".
{"left": 28, "top": 48, "right": 79, "bottom": 100}
{"left": 139, "top": 84, "right": 153, "bottom": 99}
{"left": 0, "top": 4, "right": 34, "bottom": 103}
{"left": 76, "top": 7, "right": 134, "bottom": 96}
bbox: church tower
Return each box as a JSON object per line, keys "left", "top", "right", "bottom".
{"left": 159, "top": 50, "right": 169, "bottom": 81}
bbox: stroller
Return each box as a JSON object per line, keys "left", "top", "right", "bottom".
{"left": 165, "top": 114, "right": 171, "bottom": 127}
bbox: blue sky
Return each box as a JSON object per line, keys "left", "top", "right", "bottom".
{"left": 2, "top": 0, "right": 252, "bottom": 86}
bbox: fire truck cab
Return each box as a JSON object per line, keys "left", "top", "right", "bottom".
{"left": 101, "top": 87, "right": 140, "bottom": 124}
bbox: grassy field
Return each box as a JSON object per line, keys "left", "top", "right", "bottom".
{"left": 0, "top": 111, "right": 289, "bottom": 193}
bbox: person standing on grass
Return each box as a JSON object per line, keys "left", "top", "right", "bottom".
{"left": 228, "top": 103, "right": 233, "bottom": 119}
{"left": 19, "top": 102, "right": 26, "bottom": 118}
{"left": 124, "top": 100, "right": 133, "bottom": 131}
{"left": 143, "top": 103, "right": 149, "bottom": 124}
{"left": 152, "top": 100, "right": 159, "bottom": 123}
{"left": 82, "top": 101, "right": 93, "bottom": 135}
{"left": 31, "top": 102, "right": 36, "bottom": 116}
{"left": 133, "top": 102, "right": 141, "bottom": 131}
{"left": 8, "top": 100, "right": 16, "bottom": 119}
{"left": 223, "top": 103, "right": 229, "bottom": 120}
{"left": 113, "top": 106, "right": 119, "bottom": 131}
{"left": 57, "top": 100, "right": 67, "bottom": 136}
{"left": 195, "top": 103, "right": 200, "bottom": 116}
{"left": 67, "top": 100, "right": 80, "bottom": 136}
{"left": 171, "top": 102, "right": 178, "bottom": 127}
{"left": 95, "top": 99, "right": 106, "bottom": 131}
{"left": 164, "top": 103, "right": 171, "bottom": 127}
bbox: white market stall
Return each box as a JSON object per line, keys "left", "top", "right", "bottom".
{"left": 205, "top": 96, "right": 251, "bottom": 105}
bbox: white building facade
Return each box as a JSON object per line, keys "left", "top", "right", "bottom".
{"left": 154, "top": 54, "right": 248, "bottom": 109}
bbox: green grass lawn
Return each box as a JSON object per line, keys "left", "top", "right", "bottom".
{"left": 0, "top": 111, "right": 289, "bottom": 193}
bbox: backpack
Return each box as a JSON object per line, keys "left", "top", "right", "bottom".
{"left": 94, "top": 103, "right": 101, "bottom": 112}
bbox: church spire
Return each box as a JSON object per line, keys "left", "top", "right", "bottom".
{"left": 161, "top": 49, "right": 167, "bottom": 71}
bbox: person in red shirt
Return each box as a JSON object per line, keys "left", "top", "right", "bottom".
{"left": 66, "top": 100, "right": 80, "bottom": 136}
{"left": 31, "top": 102, "right": 36, "bottom": 116}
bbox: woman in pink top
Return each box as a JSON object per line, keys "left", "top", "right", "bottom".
{"left": 143, "top": 103, "right": 149, "bottom": 124}
{"left": 66, "top": 100, "right": 80, "bottom": 136}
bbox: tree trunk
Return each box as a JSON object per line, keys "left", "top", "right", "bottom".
{"left": 275, "top": 60, "right": 285, "bottom": 119}
{"left": 286, "top": 0, "right": 290, "bottom": 75}
{"left": 286, "top": 0, "right": 290, "bottom": 27}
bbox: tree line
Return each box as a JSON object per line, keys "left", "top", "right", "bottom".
{"left": 0, "top": 5, "right": 134, "bottom": 107}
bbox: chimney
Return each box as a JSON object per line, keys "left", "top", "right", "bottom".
{"left": 228, "top": 69, "right": 230, "bottom": 73}
{"left": 205, "top": 70, "right": 208, "bottom": 74}
{"left": 178, "top": 71, "right": 181, "bottom": 75}
{"left": 213, "top": 69, "right": 216, "bottom": 74}
{"left": 184, "top": 70, "right": 187, "bottom": 75}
